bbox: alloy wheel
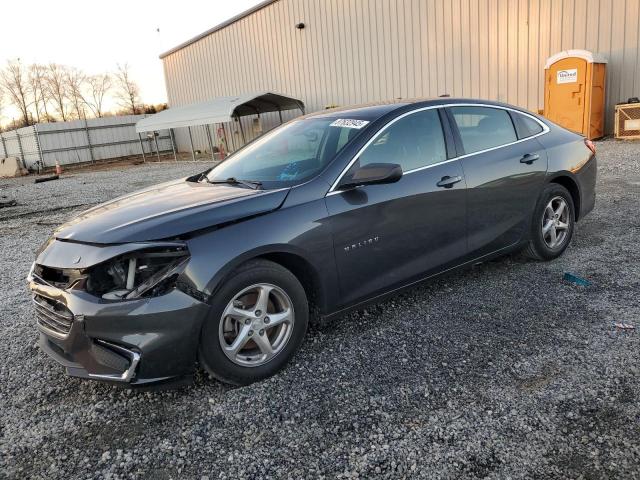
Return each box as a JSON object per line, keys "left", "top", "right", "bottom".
{"left": 218, "top": 283, "right": 295, "bottom": 367}
{"left": 541, "top": 196, "right": 570, "bottom": 249}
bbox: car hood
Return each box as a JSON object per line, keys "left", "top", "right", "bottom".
{"left": 54, "top": 178, "right": 290, "bottom": 244}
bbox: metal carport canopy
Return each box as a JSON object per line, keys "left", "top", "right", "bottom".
{"left": 135, "top": 92, "right": 305, "bottom": 133}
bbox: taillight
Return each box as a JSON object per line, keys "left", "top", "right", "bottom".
{"left": 584, "top": 138, "right": 596, "bottom": 155}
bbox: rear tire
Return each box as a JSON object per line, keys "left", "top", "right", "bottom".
{"left": 524, "top": 183, "right": 575, "bottom": 261}
{"left": 198, "top": 259, "right": 308, "bottom": 385}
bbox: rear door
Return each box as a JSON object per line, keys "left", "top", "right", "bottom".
{"left": 447, "top": 105, "right": 548, "bottom": 258}
{"left": 325, "top": 108, "right": 467, "bottom": 306}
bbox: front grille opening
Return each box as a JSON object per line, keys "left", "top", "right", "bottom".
{"left": 33, "top": 294, "right": 74, "bottom": 336}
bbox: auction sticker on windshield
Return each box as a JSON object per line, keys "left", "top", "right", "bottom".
{"left": 330, "top": 119, "right": 370, "bottom": 129}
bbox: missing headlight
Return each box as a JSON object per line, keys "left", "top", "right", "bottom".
{"left": 85, "top": 246, "right": 189, "bottom": 300}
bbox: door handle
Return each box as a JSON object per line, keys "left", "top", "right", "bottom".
{"left": 436, "top": 175, "right": 462, "bottom": 188}
{"left": 520, "top": 153, "right": 540, "bottom": 165}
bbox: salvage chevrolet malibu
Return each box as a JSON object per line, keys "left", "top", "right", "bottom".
{"left": 28, "top": 99, "right": 597, "bottom": 387}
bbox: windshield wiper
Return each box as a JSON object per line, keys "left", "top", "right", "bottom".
{"left": 206, "top": 177, "right": 262, "bottom": 190}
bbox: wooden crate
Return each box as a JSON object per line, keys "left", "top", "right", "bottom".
{"left": 615, "top": 103, "right": 640, "bottom": 140}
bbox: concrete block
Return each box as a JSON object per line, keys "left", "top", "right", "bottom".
{"left": 0, "top": 157, "right": 28, "bottom": 177}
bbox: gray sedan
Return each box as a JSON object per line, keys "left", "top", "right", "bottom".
{"left": 28, "top": 98, "right": 597, "bottom": 387}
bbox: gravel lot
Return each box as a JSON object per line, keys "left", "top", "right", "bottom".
{"left": 1, "top": 140, "right": 639, "bottom": 479}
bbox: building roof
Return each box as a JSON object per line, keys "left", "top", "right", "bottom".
{"left": 135, "top": 91, "right": 304, "bottom": 132}
{"left": 159, "top": 0, "right": 279, "bottom": 59}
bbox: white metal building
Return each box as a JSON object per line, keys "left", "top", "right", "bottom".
{"left": 160, "top": 0, "right": 640, "bottom": 152}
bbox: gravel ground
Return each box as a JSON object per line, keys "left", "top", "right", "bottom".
{"left": 1, "top": 140, "right": 639, "bottom": 479}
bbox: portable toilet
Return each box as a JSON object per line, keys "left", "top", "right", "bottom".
{"left": 544, "top": 49, "right": 607, "bottom": 139}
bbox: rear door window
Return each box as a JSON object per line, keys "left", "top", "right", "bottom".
{"left": 450, "top": 106, "right": 517, "bottom": 154}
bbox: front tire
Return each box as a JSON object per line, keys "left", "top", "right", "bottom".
{"left": 524, "top": 183, "right": 575, "bottom": 261}
{"left": 198, "top": 259, "right": 308, "bottom": 385}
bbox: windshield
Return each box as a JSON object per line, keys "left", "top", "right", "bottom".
{"left": 206, "top": 118, "right": 366, "bottom": 188}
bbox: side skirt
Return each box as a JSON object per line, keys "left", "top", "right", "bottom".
{"left": 318, "top": 241, "right": 526, "bottom": 325}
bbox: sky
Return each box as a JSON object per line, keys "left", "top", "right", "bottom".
{"left": 0, "top": 0, "right": 263, "bottom": 123}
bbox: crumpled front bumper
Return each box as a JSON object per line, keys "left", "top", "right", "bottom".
{"left": 30, "top": 279, "right": 210, "bottom": 387}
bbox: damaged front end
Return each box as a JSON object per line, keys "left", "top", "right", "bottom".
{"left": 81, "top": 245, "right": 189, "bottom": 301}
{"left": 28, "top": 238, "right": 210, "bottom": 387}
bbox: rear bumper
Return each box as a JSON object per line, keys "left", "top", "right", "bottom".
{"left": 576, "top": 155, "right": 597, "bottom": 220}
{"left": 30, "top": 280, "right": 210, "bottom": 386}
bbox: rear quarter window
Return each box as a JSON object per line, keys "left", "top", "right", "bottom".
{"left": 514, "top": 113, "right": 545, "bottom": 138}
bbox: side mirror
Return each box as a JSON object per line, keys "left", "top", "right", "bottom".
{"left": 338, "top": 162, "right": 403, "bottom": 190}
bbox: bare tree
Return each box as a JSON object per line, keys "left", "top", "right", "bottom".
{"left": 65, "top": 68, "right": 88, "bottom": 119}
{"left": 0, "top": 59, "right": 32, "bottom": 126}
{"left": 86, "top": 73, "right": 112, "bottom": 118}
{"left": 28, "top": 64, "right": 51, "bottom": 123}
{"left": 114, "top": 63, "right": 141, "bottom": 114}
{"left": 0, "top": 87, "right": 4, "bottom": 128}
{"left": 45, "top": 63, "right": 69, "bottom": 121}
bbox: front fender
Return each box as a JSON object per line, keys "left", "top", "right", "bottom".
{"left": 183, "top": 198, "right": 339, "bottom": 314}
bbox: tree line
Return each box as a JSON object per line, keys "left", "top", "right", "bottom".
{"left": 0, "top": 59, "right": 166, "bottom": 131}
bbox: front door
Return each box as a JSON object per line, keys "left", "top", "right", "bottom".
{"left": 325, "top": 108, "right": 467, "bottom": 306}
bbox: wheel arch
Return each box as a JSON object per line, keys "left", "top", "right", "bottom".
{"left": 257, "top": 252, "right": 324, "bottom": 322}
{"left": 548, "top": 174, "right": 581, "bottom": 221}
{"left": 204, "top": 246, "right": 328, "bottom": 323}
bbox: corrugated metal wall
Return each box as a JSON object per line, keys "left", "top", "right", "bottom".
{"left": 35, "top": 116, "right": 172, "bottom": 167}
{"left": 0, "top": 126, "right": 41, "bottom": 166}
{"left": 0, "top": 115, "right": 172, "bottom": 169}
{"left": 162, "top": 0, "right": 640, "bottom": 151}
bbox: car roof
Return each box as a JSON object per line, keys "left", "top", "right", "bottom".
{"left": 302, "top": 97, "right": 536, "bottom": 123}
{"left": 302, "top": 101, "right": 410, "bottom": 122}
